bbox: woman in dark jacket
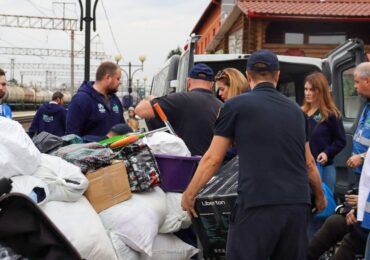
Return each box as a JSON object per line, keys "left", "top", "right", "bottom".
{"left": 302, "top": 71, "right": 346, "bottom": 192}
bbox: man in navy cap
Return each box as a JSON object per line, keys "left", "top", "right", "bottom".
{"left": 135, "top": 63, "right": 222, "bottom": 155}
{"left": 182, "top": 50, "right": 326, "bottom": 259}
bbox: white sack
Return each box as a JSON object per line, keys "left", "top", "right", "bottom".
{"left": 0, "top": 117, "right": 41, "bottom": 178}
{"left": 358, "top": 148, "right": 370, "bottom": 221}
{"left": 144, "top": 132, "right": 191, "bottom": 157}
{"left": 33, "top": 153, "right": 88, "bottom": 202}
{"left": 141, "top": 234, "right": 199, "bottom": 260}
{"left": 41, "top": 196, "right": 117, "bottom": 260}
{"left": 159, "top": 192, "right": 191, "bottom": 233}
{"left": 109, "top": 231, "right": 140, "bottom": 260}
{"left": 11, "top": 175, "right": 49, "bottom": 205}
{"left": 99, "top": 187, "right": 167, "bottom": 257}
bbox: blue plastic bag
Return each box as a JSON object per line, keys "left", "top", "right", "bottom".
{"left": 315, "top": 163, "right": 337, "bottom": 219}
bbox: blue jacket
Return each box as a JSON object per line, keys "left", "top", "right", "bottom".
{"left": 28, "top": 102, "right": 67, "bottom": 138}
{"left": 353, "top": 103, "right": 370, "bottom": 174}
{"left": 66, "top": 81, "right": 125, "bottom": 140}
{"left": 0, "top": 103, "right": 12, "bottom": 119}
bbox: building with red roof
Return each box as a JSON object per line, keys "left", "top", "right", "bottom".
{"left": 192, "top": 0, "right": 370, "bottom": 57}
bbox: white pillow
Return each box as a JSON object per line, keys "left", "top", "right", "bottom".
{"left": 108, "top": 231, "right": 140, "bottom": 260}
{"left": 141, "top": 234, "right": 199, "bottom": 260}
{"left": 144, "top": 132, "right": 191, "bottom": 157}
{"left": 159, "top": 192, "right": 191, "bottom": 233}
{"left": 99, "top": 187, "right": 167, "bottom": 256}
{"left": 41, "top": 196, "right": 117, "bottom": 260}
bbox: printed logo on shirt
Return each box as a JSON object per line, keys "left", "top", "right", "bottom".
{"left": 98, "top": 103, "right": 106, "bottom": 113}
{"left": 112, "top": 104, "right": 119, "bottom": 113}
{"left": 42, "top": 114, "right": 54, "bottom": 123}
{"left": 313, "top": 113, "right": 322, "bottom": 122}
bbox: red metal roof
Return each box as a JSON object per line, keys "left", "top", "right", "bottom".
{"left": 237, "top": 0, "right": 370, "bottom": 17}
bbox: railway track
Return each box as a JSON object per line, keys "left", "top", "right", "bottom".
{"left": 13, "top": 111, "right": 35, "bottom": 129}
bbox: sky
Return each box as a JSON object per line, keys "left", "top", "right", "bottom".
{"left": 0, "top": 0, "right": 210, "bottom": 92}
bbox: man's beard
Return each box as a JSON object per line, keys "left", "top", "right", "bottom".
{"left": 0, "top": 91, "right": 5, "bottom": 99}
{"left": 106, "top": 87, "right": 118, "bottom": 95}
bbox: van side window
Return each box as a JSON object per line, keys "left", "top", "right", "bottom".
{"left": 343, "top": 67, "right": 360, "bottom": 119}
{"left": 278, "top": 81, "right": 296, "bottom": 103}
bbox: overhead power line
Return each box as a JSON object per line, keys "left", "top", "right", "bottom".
{"left": 100, "top": 0, "right": 121, "bottom": 55}
{"left": 0, "top": 62, "right": 98, "bottom": 71}
{"left": 26, "top": 0, "right": 49, "bottom": 17}
{"left": 0, "top": 46, "right": 107, "bottom": 59}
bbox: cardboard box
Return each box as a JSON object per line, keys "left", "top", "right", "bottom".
{"left": 194, "top": 194, "right": 237, "bottom": 259}
{"left": 84, "top": 160, "right": 132, "bottom": 213}
{"left": 193, "top": 156, "right": 238, "bottom": 259}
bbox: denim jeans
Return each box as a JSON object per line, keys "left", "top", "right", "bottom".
{"left": 308, "top": 164, "right": 336, "bottom": 239}
{"left": 321, "top": 164, "right": 336, "bottom": 193}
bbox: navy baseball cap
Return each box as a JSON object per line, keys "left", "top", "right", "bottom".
{"left": 189, "top": 63, "right": 214, "bottom": 81}
{"left": 247, "top": 49, "right": 280, "bottom": 71}
{"left": 110, "top": 123, "right": 132, "bottom": 135}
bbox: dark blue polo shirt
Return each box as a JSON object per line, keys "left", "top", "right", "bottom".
{"left": 214, "top": 82, "right": 310, "bottom": 208}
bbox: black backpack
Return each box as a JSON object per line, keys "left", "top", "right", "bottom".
{"left": 0, "top": 178, "right": 81, "bottom": 260}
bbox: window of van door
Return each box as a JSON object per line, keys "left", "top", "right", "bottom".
{"left": 342, "top": 67, "right": 361, "bottom": 119}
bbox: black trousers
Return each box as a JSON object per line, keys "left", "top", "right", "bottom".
{"left": 308, "top": 214, "right": 368, "bottom": 260}
{"left": 226, "top": 203, "right": 310, "bottom": 260}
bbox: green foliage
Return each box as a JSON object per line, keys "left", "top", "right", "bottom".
{"left": 167, "top": 46, "right": 182, "bottom": 60}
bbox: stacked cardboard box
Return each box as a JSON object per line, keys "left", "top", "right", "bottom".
{"left": 84, "top": 160, "right": 132, "bottom": 213}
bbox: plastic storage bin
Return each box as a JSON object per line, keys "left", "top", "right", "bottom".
{"left": 154, "top": 154, "right": 201, "bottom": 192}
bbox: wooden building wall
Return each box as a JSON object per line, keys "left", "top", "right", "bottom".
{"left": 223, "top": 15, "right": 370, "bottom": 58}
{"left": 196, "top": 5, "right": 221, "bottom": 54}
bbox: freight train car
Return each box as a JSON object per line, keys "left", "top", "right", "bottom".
{"left": 3, "top": 84, "right": 72, "bottom": 110}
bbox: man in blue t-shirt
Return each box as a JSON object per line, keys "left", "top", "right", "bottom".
{"left": 347, "top": 62, "right": 370, "bottom": 178}
{"left": 182, "top": 50, "right": 326, "bottom": 260}
{"left": 66, "top": 61, "right": 125, "bottom": 142}
{"left": 28, "top": 91, "right": 66, "bottom": 137}
{"left": 0, "top": 68, "right": 12, "bottom": 119}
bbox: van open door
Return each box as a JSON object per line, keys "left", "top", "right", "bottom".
{"left": 176, "top": 35, "right": 201, "bottom": 93}
{"left": 324, "top": 38, "right": 368, "bottom": 200}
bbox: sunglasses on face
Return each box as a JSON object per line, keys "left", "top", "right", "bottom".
{"left": 215, "top": 70, "right": 229, "bottom": 81}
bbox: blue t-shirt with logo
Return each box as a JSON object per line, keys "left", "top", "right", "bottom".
{"left": 353, "top": 103, "right": 370, "bottom": 175}
{"left": 66, "top": 81, "right": 125, "bottom": 141}
{"left": 0, "top": 103, "right": 12, "bottom": 119}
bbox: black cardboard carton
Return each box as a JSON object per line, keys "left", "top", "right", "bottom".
{"left": 193, "top": 156, "right": 238, "bottom": 259}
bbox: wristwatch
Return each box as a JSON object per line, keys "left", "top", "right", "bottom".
{"left": 360, "top": 153, "right": 366, "bottom": 161}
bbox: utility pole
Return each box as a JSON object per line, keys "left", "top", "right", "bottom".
{"left": 10, "top": 58, "right": 15, "bottom": 80}
{"left": 53, "top": 1, "right": 76, "bottom": 93}
{"left": 78, "top": 0, "right": 99, "bottom": 81}
{"left": 0, "top": 14, "right": 78, "bottom": 89}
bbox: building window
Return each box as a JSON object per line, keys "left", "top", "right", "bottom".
{"left": 308, "top": 35, "right": 346, "bottom": 44}
{"left": 285, "top": 33, "right": 304, "bottom": 44}
{"left": 228, "top": 29, "right": 243, "bottom": 54}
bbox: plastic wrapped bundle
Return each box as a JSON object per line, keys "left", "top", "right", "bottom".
{"left": 193, "top": 156, "right": 239, "bottom": 260}
{"left": 52, "top": 143, "right": 116, "bottom": 174}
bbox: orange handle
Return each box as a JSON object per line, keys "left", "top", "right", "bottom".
{"left": 110, "top": 135, "right": 139, "bottom": 149}
{"left": 153, "top": 103, "right": 167, "bottom": 122}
